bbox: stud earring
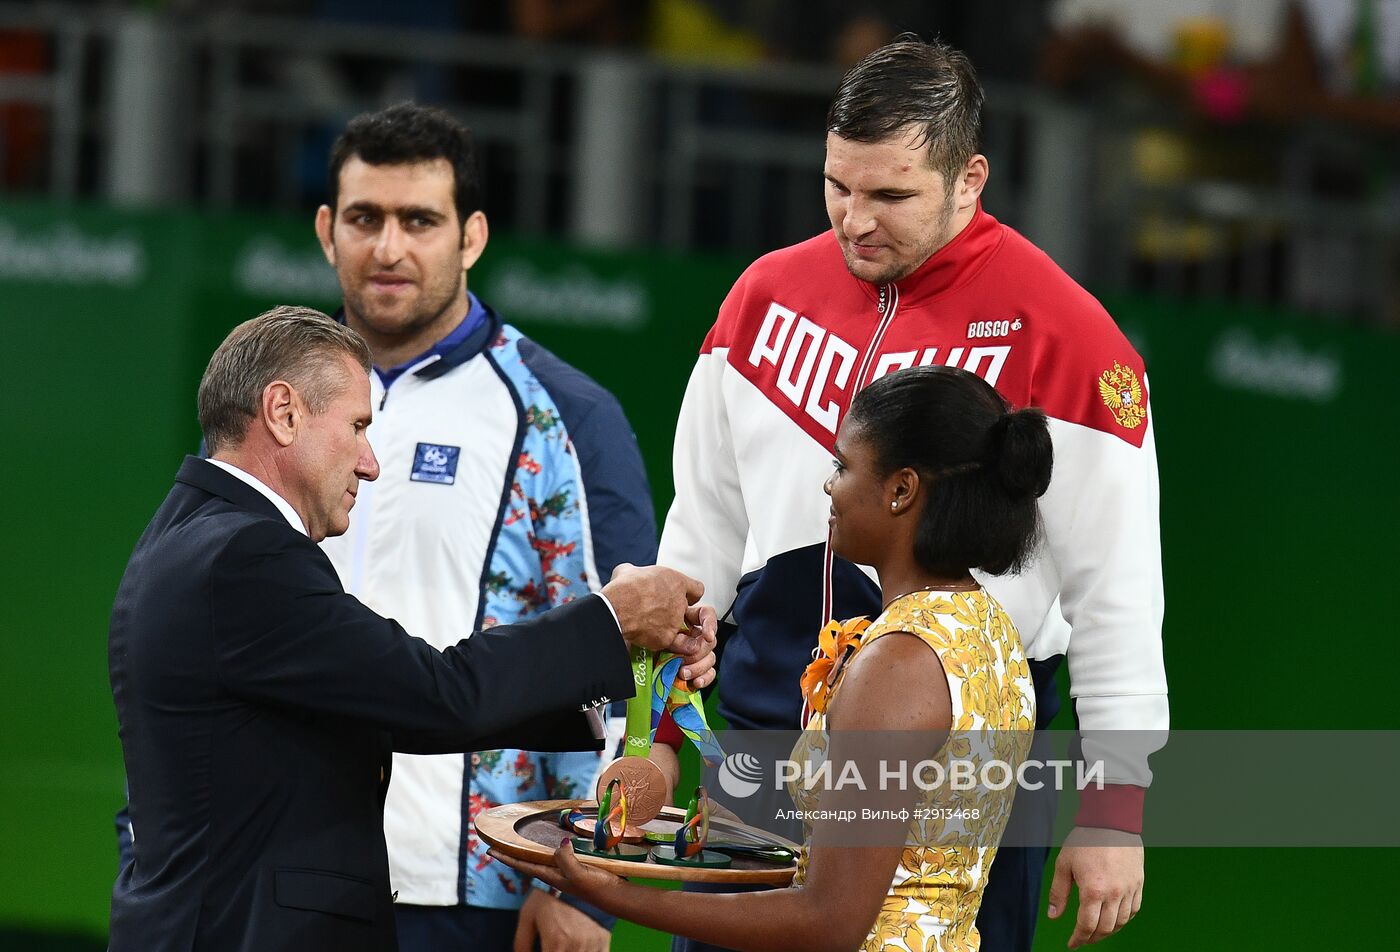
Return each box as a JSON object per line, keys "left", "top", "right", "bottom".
{"left": 890, "top": 501, "right": 898, "bottom": 510}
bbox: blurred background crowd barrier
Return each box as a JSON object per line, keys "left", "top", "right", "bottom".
{"left": 3, "top": 0, "right": 1400, "bottom": 323}
{"left": 2, "top": 2, "right": 1397, "bottom": 950}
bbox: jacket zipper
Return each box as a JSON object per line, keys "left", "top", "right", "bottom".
{"left": 819, "top": 283, "right": 900, "bottom": 641}
{"left": 350, "top": 375, "right": 393, "bottom": 594}
{"left": 851, "top": 283, "right": 900, "bottom": 393}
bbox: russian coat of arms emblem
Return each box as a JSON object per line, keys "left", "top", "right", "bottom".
{"left": 1097, "top": 361, "right": 1146, "bottom": 429}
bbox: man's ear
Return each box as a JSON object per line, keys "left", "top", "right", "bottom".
{"left": 460, "top": 210, "right": 489, "bottom": 272}
{"left": 314, "top": 205, "right": 336, "bottom": 266}
{"left": 261, "top": 381, "right": 299, "bottom": 448}
{"left": 955, "top": 154, "right": 989, "bottom": 211}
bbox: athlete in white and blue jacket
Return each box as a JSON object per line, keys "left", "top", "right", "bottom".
{"left": 319, "top": 293, "right": 656, "bottom": 921}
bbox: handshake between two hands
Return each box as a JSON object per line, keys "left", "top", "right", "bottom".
{"left": 600, "top": 563, "right": 719, "bottom": 690}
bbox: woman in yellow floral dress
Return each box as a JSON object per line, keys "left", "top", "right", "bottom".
{"left": 494, "top": 366, "right": 1051, "bottom": 952}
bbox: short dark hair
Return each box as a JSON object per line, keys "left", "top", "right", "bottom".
{"left": 847, "top": 365, "right": 1052, "bottom": 577}
{"left": 326, "top": 102, "right": 481, "bottom": 226}
{"left": 198, "top": 305, "right": 372, "bottom": 453}
{"left": 825, "top": 34, "right": 983, "bottom": 183}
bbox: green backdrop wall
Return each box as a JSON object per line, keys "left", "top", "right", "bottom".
{"left": 2, "top": 197, "right": 1395, "bottom": 949}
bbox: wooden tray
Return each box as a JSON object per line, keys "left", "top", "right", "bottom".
{"left": 477, "top": 799, "right": 799, "bottom": 885}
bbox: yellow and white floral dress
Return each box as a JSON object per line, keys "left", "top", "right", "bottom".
{"left": 791, "top": 589, "right": 1035, "bottom": 952}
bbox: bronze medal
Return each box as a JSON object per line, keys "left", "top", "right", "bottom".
{"left": 567, "top": 814, "right": 647, "bottom": 844}
{"left": 596, "top": 754, "right": 668, "bottom": 826}
{"left": 593, "top": 646, "right": 671, "bottom": 826}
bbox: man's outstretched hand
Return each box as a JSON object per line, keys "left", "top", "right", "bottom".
{"left": 601, "top": 564, "right": 718, "bottom": 689}
{"left": 513, "top": 888, "right": 610, "bottom": 952}
{"left": 1047, "top": 827, "right": 1144, "bottom": 948}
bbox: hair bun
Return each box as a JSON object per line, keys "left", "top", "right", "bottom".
{"left": 990, "top": 409, "right": 1052, "bottom": 500}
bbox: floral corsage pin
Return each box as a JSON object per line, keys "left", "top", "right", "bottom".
{"left": 799, "top": 616, "right": 871, "bottom": 724}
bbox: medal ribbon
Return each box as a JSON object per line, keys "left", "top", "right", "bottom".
{"left": 623, "top": 646, "right": 655, "bottom": 758}
{"left": 624, "top": 645, "right": 724, "bottom": 767}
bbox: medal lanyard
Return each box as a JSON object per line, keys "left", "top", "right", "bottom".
{"left": 623, "top": 646, "right": 654, "bottom": 759}
{"left": 625, "top": 645, "right": 725, "bottom": 767}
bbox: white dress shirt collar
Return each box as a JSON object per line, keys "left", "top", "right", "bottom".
{"left": 206, "top": 458, "right": 309, "bottom": 537}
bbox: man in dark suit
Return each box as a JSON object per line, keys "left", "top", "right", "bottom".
{"left": 108, "top": 305, "right": 716, "bottom": 952}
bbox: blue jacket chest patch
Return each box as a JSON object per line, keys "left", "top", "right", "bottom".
{"left": 410, "top": 442, "right": 461, "bottom": 484}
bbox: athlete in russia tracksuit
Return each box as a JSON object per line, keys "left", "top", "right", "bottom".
{"left": 659, "top": 206, "right": 1166, "bottom": 950}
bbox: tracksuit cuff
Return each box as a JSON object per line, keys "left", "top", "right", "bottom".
{"left": 1074, "top": 782, "right": 1145, "bottom": 834}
